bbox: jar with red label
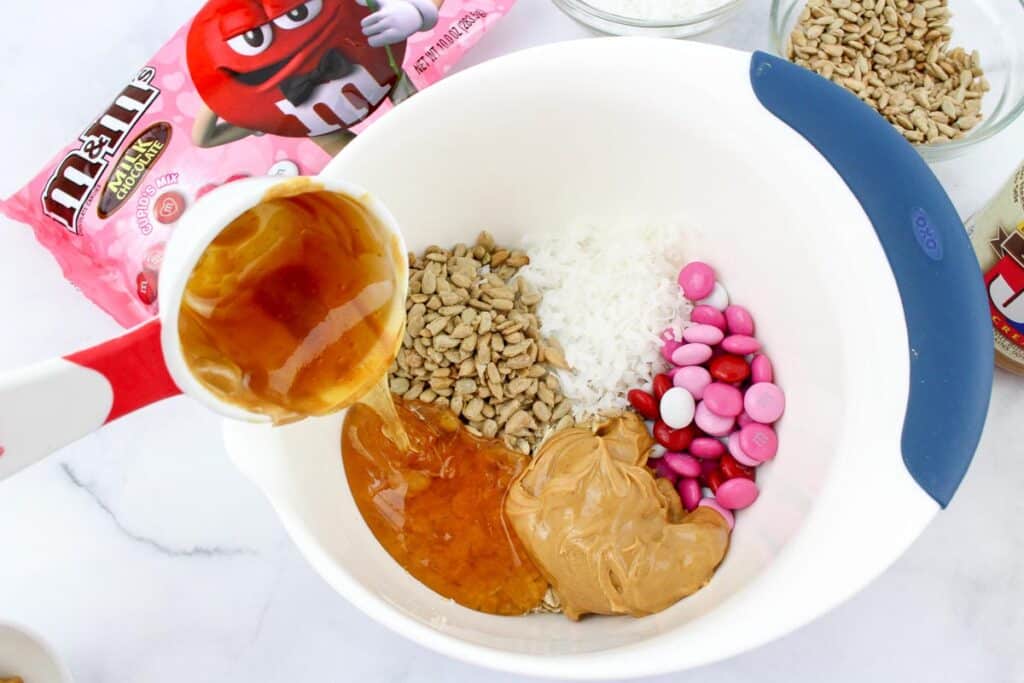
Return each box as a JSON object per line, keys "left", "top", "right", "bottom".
{"left": 966, "top": 161, "right": 1024, "bottom": 375}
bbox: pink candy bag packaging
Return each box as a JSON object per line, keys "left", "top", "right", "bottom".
{"left": 1, "top": 0, "right": 511, "bottom": 327}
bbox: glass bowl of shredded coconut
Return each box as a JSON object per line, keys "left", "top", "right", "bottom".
{"left": 551, "top": 0, "right": 745, "bottom": 37}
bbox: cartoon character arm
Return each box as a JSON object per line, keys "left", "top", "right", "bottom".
{"left": 359, "top": 0, "right": 442, "bottom": 47}
{"left": 191, "top": 103, "right": 260, "bottom": 148}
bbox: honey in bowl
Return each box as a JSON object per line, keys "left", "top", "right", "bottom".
{"left": 178, "top": 181, "right": 407, "bottom": 423}
{"left": 342, "top": 396, "right": 548, "bottom": 615}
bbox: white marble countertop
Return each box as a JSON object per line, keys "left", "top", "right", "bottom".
{"left": 0, "top": 1, "right": 1021, "bottom": 681}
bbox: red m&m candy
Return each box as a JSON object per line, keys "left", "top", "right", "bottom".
{"left": 709, "top": 354, "right": 750, "bottom": 383}
{"left": 136, "top": 271, "right": 157, "bottom": 305}
{"left": 652, "top": 374, "right": 673, "bottom": 400}
{"left": 653, "top": 421, "right": 696, "bottom": 451}
{"left": 703, "top": 469, "right": 726, "bottom": 493}
{"left": 719, "top": 453, "right": 756, "bottom": 482}
{"left": 627, "top": 389, "right": 660, "bottom": 421}
{"left": 154, "top": 190, "right": 186, "bottom": 224}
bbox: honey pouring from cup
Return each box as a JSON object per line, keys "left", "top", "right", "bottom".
{"left": 0, "top": 176, "right": 409, "bottom": 481}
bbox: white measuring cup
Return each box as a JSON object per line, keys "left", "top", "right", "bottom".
{"left": 0, "top": 176, "right": 406, "bottom": 482}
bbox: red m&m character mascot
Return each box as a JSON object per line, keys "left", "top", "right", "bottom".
{"left": 187, "top": 0, "right": 440, "bottom": 155}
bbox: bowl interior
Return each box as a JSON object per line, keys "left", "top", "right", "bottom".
{"left": 223, "top": 40, "right": 929, "bottom": 676}
{"left": 770, "top": 0, "right": 1024, "bottom": 161}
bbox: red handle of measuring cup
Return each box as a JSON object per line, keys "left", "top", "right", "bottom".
{"left": 64, "top": 318, "right": 182, "bottom": 423}
{"left": 0, "top": 319, "right": 182, "bottom": 482}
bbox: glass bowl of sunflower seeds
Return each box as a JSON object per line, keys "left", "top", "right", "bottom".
{"left": 771, "top": 0, "right": 1024, "bottom": 162}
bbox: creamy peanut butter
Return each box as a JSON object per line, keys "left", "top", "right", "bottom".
{"left": 505, "top": 413, "right": 730, "bottom": 620}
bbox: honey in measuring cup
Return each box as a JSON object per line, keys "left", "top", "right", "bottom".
{"left": 178, "top": 180, "right": 408, "bottom": 424}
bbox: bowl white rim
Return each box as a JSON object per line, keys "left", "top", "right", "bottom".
{"left": 0, "top": 620, "right": 73, "bottom": 683}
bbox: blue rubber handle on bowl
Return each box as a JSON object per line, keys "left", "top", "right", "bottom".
{"left": 748, "top": 51, "right": 992, "bottom": 508}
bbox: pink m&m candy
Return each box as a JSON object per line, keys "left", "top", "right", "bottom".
{"left": 698, "top": 498, "right": 735, "bottom": 529}
{"left": 721, "top": 334, "right": 761, "bottom": 355}
{"left": 725, "top": 305, "right": 755, "bottom": 336}
{"left": 739, "top": 423, "right": 778, "bottom": 462}
{"left": 691, "top": 305, "right": 726, "bottom": 330}
{"left": 660, "top": 330, "right": 682, "bottom": 362}
{"left": 678, "top": 261, "right": 716, "bottom": 300}
{"left": 673, "top": 365, "right": 712, "bottom": 399}
{"left": 682, "top": 324, "right": 725, "bottom": 346}
{"left": 653, "top": 458, "right": 679, "bottom": 483}
{"left": 727, "top": 432, "right": 761, "bottom": 468}
{"left": 664, "top": 452, "right": 702, "bottom": 478}
{"left": 694, "top": 401, "right": 735, "bottom": 437}
{"left": 737, "top": 412, "right": 755, "bottom": 427}
{"left": 751, "top": 354, "right": 774, "bottom": 383}
{"left": 702, "top": 382, "right": 744, "bottom": 417}
{"left": 716, "top": 478, "right": 759, "bottom": 510}
{"left": 671, "top": 343, "right": 713, "bottom": 367}
{"left": 690, "top": 437, "right": 725, "bottom": 459}
{"left": 661, "top": 340, "right": 682, "bottom": 362}
{"left": 744, "top": 382, "right": 786, "bottom": 424}
{"left": 678, "top": 478, "right": 702, "bottom": 512}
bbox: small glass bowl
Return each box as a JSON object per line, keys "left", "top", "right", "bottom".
{"left": 553, "top": 0, "right": 746, "bottom": 38}
{"left": 770, "top": 0, "right": 1024, "bottom": 162}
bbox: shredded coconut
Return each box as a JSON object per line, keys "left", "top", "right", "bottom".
{"left": 584, "top": 0, "right": 733, "bottom": 22}
{"left": 522, "top": 222, "right": 691, "bottom": 421}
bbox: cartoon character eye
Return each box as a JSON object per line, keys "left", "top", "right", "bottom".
{"left": 226, "top": 23, "right": 274, "bottom": 56}
{"left": 273, "top": 0, "right": 323, "bottom": 29}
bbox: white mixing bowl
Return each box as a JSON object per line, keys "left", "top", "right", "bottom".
{"left": 222, "top": 38, "right": 992, "bottom": 678}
